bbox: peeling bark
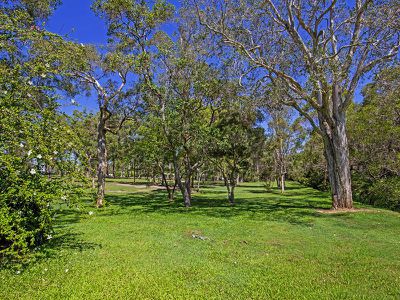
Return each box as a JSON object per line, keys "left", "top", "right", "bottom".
{"left": 96, "top": 108, "right": 107, "bottom": 208}
{"left": 319, "top": 107, "right": 353, "bottom": 209}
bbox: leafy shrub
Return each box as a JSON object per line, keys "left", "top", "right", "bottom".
{"left": 353, "top": 177, "right": 400, "bottom": 211}
{"left": 0, "top": 154, "right": 88, "bottom": 262}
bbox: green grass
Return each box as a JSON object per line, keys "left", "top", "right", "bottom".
{"left": 1, "top": 181, "right": 400, "bottom": 299}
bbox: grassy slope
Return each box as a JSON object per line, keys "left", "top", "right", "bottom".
{"left": 1, "top": 181, "right": 399, "bottom": 299}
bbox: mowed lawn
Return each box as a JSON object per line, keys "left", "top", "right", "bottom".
{"left": 1, "top": 181, "right": 400, "bottom": 299}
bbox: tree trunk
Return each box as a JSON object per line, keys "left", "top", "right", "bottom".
{"left": 184, "top": 176, "right": 192, "bottom": 207}
{"left": 222, "top": 172, "right": 236, "bottom": 205}
{"left": 133, "top": 160, "right": 136, "bottom": 183}
{"left": 280, "top": 174, "right": 285, "bottom": 193}
{"left": 112, "top": 159, "right": 115, "bottom": 178}
{"left": 319, "top": 110, "right": 353, "bottom": 209}
{"left": 96, "top": 108, "right": 107, "bottom": 208}
{"left": 228, "top": 185, "right": 235, "bottom": 205}
{"left": 173, "top": 152, "right": 191, "bottom": 207}
{"left": 196, "top": 172, "right": 201, "bottom": 192}
{"left": 160, "top": 163, "right": 176, "bottom": 201}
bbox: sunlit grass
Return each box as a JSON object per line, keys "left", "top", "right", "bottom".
{"left": 1, "top": 181, "right": 399, "bottom": 299}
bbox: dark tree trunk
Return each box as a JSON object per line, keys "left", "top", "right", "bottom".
{"left": 160, "top": 163, "right": 176, "bottom": 201}
{"left": 173, "top": 152, "right": 191, "bottom": 207}
{"left": 319, "top": 108, "right": 353, "bottom": 209}
{"left": 96, "top": 108, "right": 107, "bottom": 208}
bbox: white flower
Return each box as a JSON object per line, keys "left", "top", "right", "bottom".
{"left": 88, "top": 211, "right": 94, "bottom": 216}
{"left": 40, "top": 73, "right": 46, "bottom": 78}
{"left": 45, "top": 63, "right": 50, "bottom": 68}
{"left": 27, "top": 93, "right": 32, "bottom": 98}
{"left": 80, "top": 43, "right": 84, "bottom": 47}
{"left": 53, "top": 150, "right": 58, "bottom": 155}
{"left": 46, "top": 234, "right": 52, "bottom": 240}
{"left": 16, "top": 270, "right": 21, "bottom": 275}
{"left": 20, "top": 143, "right": 24, "bottom": 148}
{"left": 28, "top": 80, "right": 33, "bottom": 85}
{"left": 36, "top": 154, "right": 42, "bottom": 159}
{"left": 3, "top": 90, "right": 7, "bottom": 94}
{"left": 61, "top": 195, "right": 67, "bottom": 201}
{"left": 27, "top": 150, "right": 32, "bottom": 156}
{"left": 65, "top": 269, "right": 69, "bottom": 273}
{"left": 71, "top": 99, "right": 76, "bottom": 105}
{"left": 44, "top": 268, "right": 48, "bottom": 272}
{"left": 30, "top": 168, "right": 36, "bottom": 175}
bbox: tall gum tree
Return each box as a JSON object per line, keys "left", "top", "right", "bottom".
{"left": 192, "top": 0, "right": 400, "bottom": 209}
{"left": 68, "top": 49, "right": 137, "bottom": 208}
{"left": 91, "top": 0, "right": 174, "bottom": 206}
{"left": 151, "top": 31, "right": 220, "bottom": 207}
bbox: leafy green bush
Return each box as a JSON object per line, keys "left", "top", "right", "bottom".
{"left": 0, "top": 151, "right": 89, "bottom": 262}
{"left": 0, "top": 156, "right": 54, "bottom": 260}
{"left": 0, "top": 4, "right": 93, "bottom": 262}
{"left": 353, "top": 177, "right": 400, "bottom": 211}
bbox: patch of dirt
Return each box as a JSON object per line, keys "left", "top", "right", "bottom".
{"left": 316, "top": 208, "right": 380, "bottom": 214}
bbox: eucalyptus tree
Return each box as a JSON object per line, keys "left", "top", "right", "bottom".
{"left": 209, "top": 100, "right": 262, "bottom": 204}
{"left": 66, "top": 46, "right": 139, "bottom": 207}
{"left": 90, "top": 0, "right": 173, "bottom": 207}
{"left": 150, "top": 31, "right": 221, "bottom": 207}
{"left": 265, "top": 104, "right": 297, "bottom": 193}
{"left": 193, "top": 0, "right": 400, "bottom": 209}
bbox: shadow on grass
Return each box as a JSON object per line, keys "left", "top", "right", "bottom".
{"left": 0, "top": 231, "right": 102, "bottom": 270}
{"left": 103, "top": 183, "right": 334, "bottom": 226}
{"left": 42, "top": 231, "right": 102, "bottom": 254}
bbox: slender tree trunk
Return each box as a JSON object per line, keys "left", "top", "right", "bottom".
{"left": 160, "top": 163, "right": 176, "bottom": 201}
{"left": 222, "top": 172, "right": 236, "bottom": 205}
{"left": 112, "top": 159, "right": 115, "bottom": 178}
{"left": 196, "top": 172, "right": 201, "bottom": 192}
{"left": 276, "top": 178, "right": 281, "bottom": 189}
{"left": 228, "top": 185, "right": 235, "bottom": 205}
{"left": 96, "top": 108, "right": 107, "bottom": 208}
{"left": 184, "top": 176, "right": 192, "bottom": 207}
{"left": 133, "top": 160, "right": 136, "bottom": 183}
{"left": 319, "top": 109, "right": 353, "bottom": 209}
{"left": 173, "top": 152, "right": 191, "bottom": 207}
{"left": 280, "top": 174, "right": 285, "bottom": 193}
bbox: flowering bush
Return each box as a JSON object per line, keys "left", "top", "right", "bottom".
{"left": 0, "top": 4, "right": 92, "bottom": 262}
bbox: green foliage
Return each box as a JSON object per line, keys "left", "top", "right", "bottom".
{"left": 348, "top": 67, "right": 400, "bottom": 210}
{"left": 290, "top": 133, "right": 329, "bottom": 191}
{"left": 209, "top": 103, "right": 262, "bottom": 179}
{"left": 0, "top": 3, "right": 92, "bottom": 261}
{"left": 92, "top": 0, "right": 174, "bottom": 53}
